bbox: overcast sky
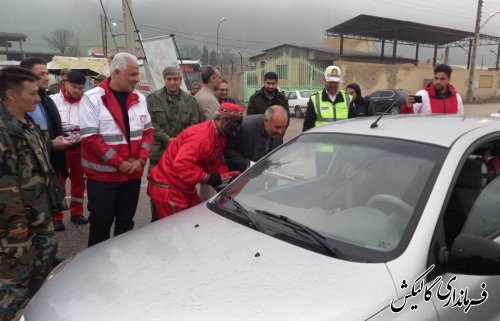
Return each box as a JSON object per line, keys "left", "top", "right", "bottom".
{"left": 2, "top": 0, "right": 500, "bottom": 65}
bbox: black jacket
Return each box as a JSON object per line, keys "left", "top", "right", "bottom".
{"left": 225, "top": 114, "right": 283, "bottom": 171}
{"left": 219, "top": 96, "right": 236, "bottom": 104}
{"left": 348, "top": 97, "right": 375, "bottom": 118}
{"left": 247, "top": 87, "right": 289, "bottom": 116}
{"left": 38, "top": 89, "right": 67, "bottom": 176}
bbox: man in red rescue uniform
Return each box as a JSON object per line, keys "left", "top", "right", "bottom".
{"left": 50, "top": 71, "right": 89, "bottom": 231}
{"left": 79, "top": 53, "right": 154, "bottom": 246}
{"left": 148, "top": 103, "right": 242, "bottom": 218}
{"left": 401, "top": 64, "right": 464, "bottom": 115}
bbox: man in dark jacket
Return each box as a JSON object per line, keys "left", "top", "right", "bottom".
{"left": 218, "top": 79, "right": 236, "bottom": 104}
{"left": 225, "top": 105, "right": 288, "bottom": 172}
{"left": 247, "top": 72, "right": 289, "bottom": 117}
{"left": 20, "top": 57, "right": 72, "bottom": 231}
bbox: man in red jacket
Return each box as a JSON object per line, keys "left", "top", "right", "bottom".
{"left": 79, "top": 53, "right": 154, "bottom": 246}
{"left": 148, "top": 103, "right": 243, "bottom": 219}
{"left": 401, "top": 64, "right": 464, "bottom": 115}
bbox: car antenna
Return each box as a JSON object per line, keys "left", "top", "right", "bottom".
{"left": 370, "top": 114, "right": 383, "bottom": 128}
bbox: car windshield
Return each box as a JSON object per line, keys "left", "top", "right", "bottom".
{"left": 300, "top": 90, "right": 313, "bottom": 98}
{"left": 211, "top": 133, "right": 446, "bottom": 262}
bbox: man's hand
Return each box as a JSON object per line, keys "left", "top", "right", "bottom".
{"left": 405, "top": 95, "right": 416, "bottom": 108}
{"left": 221, "top": 171, "right": 241, "bottom": 182}
{"left": 118, "top": 161, "right": 133, "bottom": 173}
{"left": 8, "top": 227, "right": 28, "bottom": 239}
{"left": 52, "top": 136, "right": 73, "bottom": 151}
{"left": 128, "top": 160, "right": 145, "bottom": 174}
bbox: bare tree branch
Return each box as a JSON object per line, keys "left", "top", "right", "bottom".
{"left": 43, "top": 27, "right": 75, "bottom": 55}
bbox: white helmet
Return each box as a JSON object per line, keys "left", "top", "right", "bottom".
{"left": 324, "top": 65, "right": 342, "bottom": 82}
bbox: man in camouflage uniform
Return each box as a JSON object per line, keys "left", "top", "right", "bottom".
{"left": 0, "top": 66, "right": 66, "bottom": 320}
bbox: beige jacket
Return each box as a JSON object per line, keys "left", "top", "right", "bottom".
{"left": 194, "top": 85, "right": 220, "bottom": 121}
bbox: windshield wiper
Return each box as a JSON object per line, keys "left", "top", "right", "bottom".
{"left": 253, "top": 209, "right": 340, "bottom": 258}
{"left": 219, "top": 194, "right": 264, "bottom": 232}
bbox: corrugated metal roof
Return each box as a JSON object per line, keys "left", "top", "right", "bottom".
{"left": 325, "top": 15, "right": 499, "bottom": 46}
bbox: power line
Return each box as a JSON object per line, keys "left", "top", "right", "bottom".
{"left": 108, "top": 17, "right": 329, "bottom": 48}
{"left": 372, "top": 0, "right": 477, "bottom": 18}
{"left": 107, "top": 17, "right": 283, "bottom": 46}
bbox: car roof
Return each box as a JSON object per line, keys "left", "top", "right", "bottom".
{"left": 305, "top": 114, "right": 500, "bottom": 147}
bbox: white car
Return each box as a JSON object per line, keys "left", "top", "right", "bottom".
{"left": 285, "top": 90, "right": 315, "bottom": 118}
{"left": 24, "top": 115, "right": 500, "bottom": 321}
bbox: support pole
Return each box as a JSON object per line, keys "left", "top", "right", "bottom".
{"left": 466, "top": 0, "right": 483, "bottom": 103}
{"left": 414, "top": 43, "right": 419, "bottom": 66}
{"left": 392, "top": 31, "right": 398, "bottom": 64}
{"left": 123, "top": 0, "right": 135, "bottom": 54}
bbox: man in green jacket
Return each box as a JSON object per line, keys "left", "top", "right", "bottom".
{"left": 0, "top": 66, "right": 66, "bottom": 321}
{"left": 146, "top": 66, "right": 200, "bottom": 220}
{"left": 247, "top": 71, "right": 289, "bottom": 118}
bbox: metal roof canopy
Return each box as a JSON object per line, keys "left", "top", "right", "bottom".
{"left": 0, "top": 32, "right": 27, "bottom": 47}
{"left": 325, "top": 15, "right": 500, "bottom": 68}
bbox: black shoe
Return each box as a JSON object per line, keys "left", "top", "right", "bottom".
{"left": 70, "top": 215, "right": 89, "bottom": 225}
{"left": 54, "top": 220, "right": 65, "bottom": 231}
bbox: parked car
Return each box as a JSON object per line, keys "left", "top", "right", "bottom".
{"left": 23, "top": 115, "right": 500, "bottom": 321}
{"left": 365, "top": 89, "right": 410, "bottom": 115}
{"left": 285, "top": 90, "right": 315, "bottom": 118}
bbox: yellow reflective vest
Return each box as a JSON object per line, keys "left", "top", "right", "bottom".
{"left": 312, "top": 90, "right": 351, "bottom": 127}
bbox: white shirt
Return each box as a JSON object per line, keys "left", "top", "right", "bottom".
{"left": 327, "top": 90, "right": 338, "bottom": 103}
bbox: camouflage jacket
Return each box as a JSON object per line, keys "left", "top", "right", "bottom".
{"left": 147, "top": 88, "right": 200, "bottom": 165}
{"left": 0, "top": 103, "right": 66, "bottom": 237}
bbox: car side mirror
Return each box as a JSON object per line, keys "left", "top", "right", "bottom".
{"left": 447, "top": 233, "right": 500, "bottom": 275}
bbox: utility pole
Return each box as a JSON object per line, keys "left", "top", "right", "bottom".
{"left": 100, "top": 14, "right": 108, "bottom": 58}
{"left": 466, "top": 0, "right": 483, "bottom": 103}
{"left": 123, "top": 0, "right": 135, "bottom": 54}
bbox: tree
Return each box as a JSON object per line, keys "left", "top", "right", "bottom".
{"left": 209, "top": 49, "right": 217, "bottom": 66}
{"left": 200, "top": 46, "right": 209, "bottom": 65}
{"left": 179, "top": 44, "right": 202, "bottom": 60}
{"left": 187, "top": 45, "right": 201, "bottom": 60}
{"left": 43, "top": 27, "right": 75, "bottom": 55}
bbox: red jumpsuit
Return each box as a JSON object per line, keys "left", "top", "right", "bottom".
{"left": 51, "top": 86, "right": 86, "bottom": 220}
{"left": 148, "top": 120, "right": 229, "bottom": 218}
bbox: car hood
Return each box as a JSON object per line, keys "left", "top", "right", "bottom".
{"left": 25, "top": 204, "right": 396, "bottom": 321}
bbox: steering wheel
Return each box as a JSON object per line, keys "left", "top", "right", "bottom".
{"left": 367, "top": 194, "right": 413, "bottom": 216}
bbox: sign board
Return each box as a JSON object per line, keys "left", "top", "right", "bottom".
{"left": 141, "top": 35, "right": 187, "bottom": 92}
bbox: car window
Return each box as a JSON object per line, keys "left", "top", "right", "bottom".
{"left": 214, "top": 134, "right": 446, "bottom": 261}
{"left": 462, "top": 177, "right": 500, "bottom": 238}
{"left": 370, "top": 90, "right": 383, "bottom": 98}
{"left": 288, "top": 92, "right": 297, "bottom": 99}
{"left": 381, "top": 90, "right": 394, "bottom": 98}
{"left": 441, "top": 140, "right": 500, "bottom": 247}
{"left": 299, "top": 91, "right": 313, "bottom": 98}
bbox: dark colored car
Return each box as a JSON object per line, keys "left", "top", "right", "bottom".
{"left": 365, "top": 89, "right": 410, "bottom": 115}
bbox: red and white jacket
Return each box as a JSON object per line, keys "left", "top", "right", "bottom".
{"left": 79, "top": 79, "right": 154, "bottom": 182}
{"left": 401, "top": 82, "right": 464, "bottom": 115}
{"left": 51, "top": 86, "right": 82, "bottom": 140}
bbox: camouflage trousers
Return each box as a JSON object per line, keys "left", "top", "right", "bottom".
{"left": 0, "top": 224, "right": 56, "bottom": 321}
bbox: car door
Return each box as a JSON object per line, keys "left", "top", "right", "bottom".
{"left": 368, "top": 90, "right": 386, "bottom": 112}
{"left": 427, "top": 136, "right": 500, "bottom": 321}
{"left": 383, "top": 90, "right": 397, "bottom": 111}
